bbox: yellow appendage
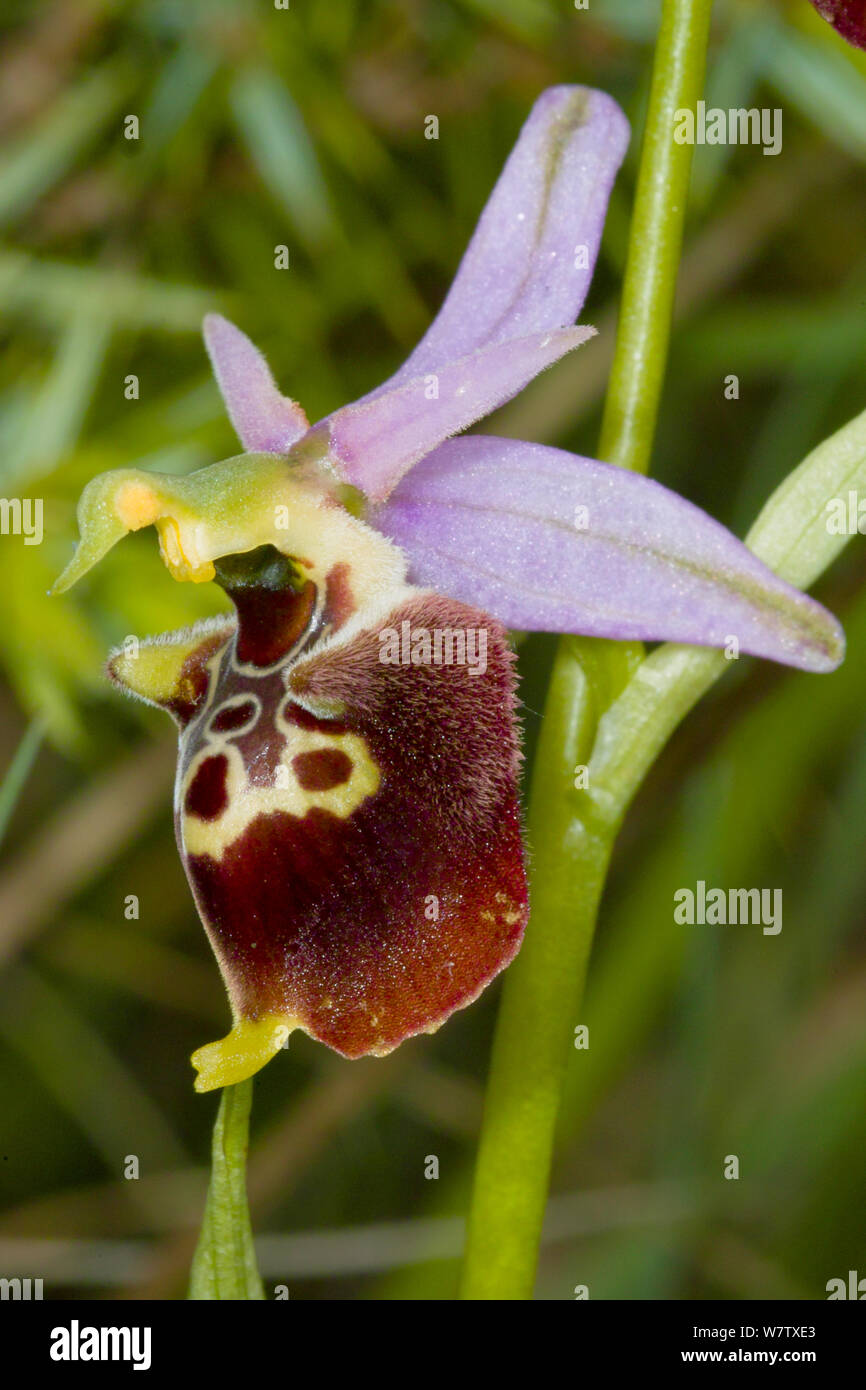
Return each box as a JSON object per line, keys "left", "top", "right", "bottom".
{"left": 191, "top": 1015, "right": 299, "bottom": 1092}
{"left": 110, "top": 630, "right": 229, "bottom": 709}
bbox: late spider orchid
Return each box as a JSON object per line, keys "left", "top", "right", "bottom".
{"left": 54, "top": 87, "right": 843, "bottom": 1092}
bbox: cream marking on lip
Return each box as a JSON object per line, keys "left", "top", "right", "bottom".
{"left": 205, "top": 691, "right": 262, "bottom": 739}
{"left": 181, "top": 694, "right": 380, "bottom": 860}
{"left": 175, "top": 556, "right": 406, "bottom": 860}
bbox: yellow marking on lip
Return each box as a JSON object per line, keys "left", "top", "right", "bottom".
{"left": 109, "top": 623, "right": 233, "bottom": 709}
{"left": 181, "top": 726, "right": 381, "bottom": 860}
{"left": 191, "top": 1015, "right": 299, "bottom": 1091}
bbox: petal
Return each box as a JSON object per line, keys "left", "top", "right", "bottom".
{"left": 51, "top": 454, "right": 295, "bottom": 591}
{"left": 179, "top": 578, "right": 527, "bottom": 1089}
{"left": 51, "top": 451, "right": 405, "bottom": 605}
{"left": 360, "top": 85, "right": 629, "bottom": 396}
{"left": 374, "top": 437, "right": 845, "bottom": 673}
{"left": 203, "top": 313, "right": 309, "bottom": 453}
{"left": 318, "top": 84, "right": 627, "bottom": 502}
{"left": 323, "top": 326, "right": 593, "bottom": 501}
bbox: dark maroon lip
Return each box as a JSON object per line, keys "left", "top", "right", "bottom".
{"left": 173, "top": 582, "right": 527, "bottom": 1059}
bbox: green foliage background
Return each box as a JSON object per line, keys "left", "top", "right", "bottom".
{"left": 0, "top": 0, "right": 865, "bottom": 1299}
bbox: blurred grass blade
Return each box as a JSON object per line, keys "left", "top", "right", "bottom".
{"left": 230, "top": 68, "right": 334, "bottom": 247}
{"left": 764, "top": 20, "right": 866, "bottom": 160}
{"left": 0, "top": 250, "right": 219, "bottom": 332}
{"left": 141, "top": 45, "right": 218, "bottom": 156}
{"left": 681, "top": 300, "right": 866, "bottom": 374}
{"left": 5, "top": 311, "right": 111, "bottom": 488}
{"left": 690, "top": 17, "right": 768, "bottom": 206}
{"left": 593, "top": 0, "right": 660, "bottom": 41}
{"left": 0, "top": 65, "right": 128, "bottom": 228}
{"left": 2, "top": 543, "right": 107, "bottom": 749}
{"left": 454, "top": 0, "right": 556, "bottom": 44}
{"left": 0, "top": 719, "right": 44, "bottom": 852}
{"left": 0, "top": 963, "right": 188, "bottom": 1170}
{"left": 732, "top": 258, "right": 866, "bottom": 531}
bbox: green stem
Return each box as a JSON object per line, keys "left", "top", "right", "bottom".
{"left": 189, "top": 1078, "right": 265, "bottom": 1300}
{"left": 460, "top": 0, "right": 715, "bottom": 1301}
{"left": 459, "top": 638, "right": 640, "bottom": 1298}
{"left": 598, "top": 0, "right": 715, "bottom": 477}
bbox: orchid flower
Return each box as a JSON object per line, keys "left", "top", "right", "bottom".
{"left": 54, "top": 87, "right": 843, "bottom": 1093}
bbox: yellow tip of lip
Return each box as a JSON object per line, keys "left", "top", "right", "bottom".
{"left": 191, "top": 1015, "right": 298, "bottom": 1092}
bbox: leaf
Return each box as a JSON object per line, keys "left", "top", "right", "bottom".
{"left": 746, "top": 404, "right": 866, "bottom": 589}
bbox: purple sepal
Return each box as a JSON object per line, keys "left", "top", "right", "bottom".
{"left": 375, "top": 435, "right": 845, "bottom": 673}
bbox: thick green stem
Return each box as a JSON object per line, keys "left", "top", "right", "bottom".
{"left": 189, "top": 1078, "right": 265, "bottom": 1300}
{"left": 459, "top": 639, "right": 638, "bottom": 1298}
{"left": 460, "top": 0, "right": 715, "bottom": 1301}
